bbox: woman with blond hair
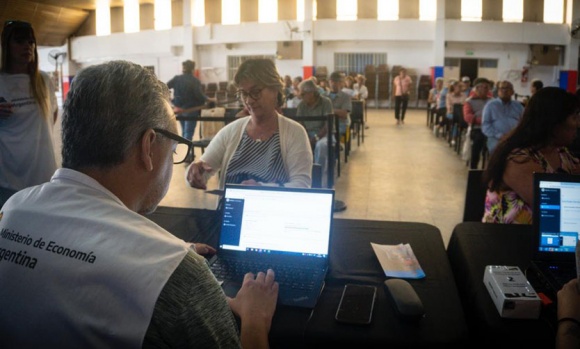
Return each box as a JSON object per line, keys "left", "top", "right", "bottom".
{"left": 186, "top": 58, "right": 312, "bottom": 190}
{"left": 0, "top": 20, "right": 58, "bottom": 207}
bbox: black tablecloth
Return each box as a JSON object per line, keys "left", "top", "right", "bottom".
{"left": 447, "top": 222, "right": 557, "bottom": 348}
{"left": 146, "top": 207, "right": 468, "bottom": 348}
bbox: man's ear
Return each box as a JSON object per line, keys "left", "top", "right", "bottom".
{"left": 140, "top": 129, "right": 157, "bottom": 172}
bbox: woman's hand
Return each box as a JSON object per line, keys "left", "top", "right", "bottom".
{"left": 240, "top": 179, "right": 260, "bottom": 186}
{"left": 186, "top": 161, "right": 213, "bottom": 189}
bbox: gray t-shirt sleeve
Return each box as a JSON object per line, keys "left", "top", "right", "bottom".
{"left": 143, "top": 251, "right": 242, "bottom": 349}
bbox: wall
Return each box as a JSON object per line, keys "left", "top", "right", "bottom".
{"left": 65, "top": 18, "right": 575, "bottom": 93}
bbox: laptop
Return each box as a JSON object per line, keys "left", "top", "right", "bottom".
{"left": 528, "top": 172, "right": 580, "bottom": 298}
{"left": 208, "top": 184, "right": 335, "bottom": 308}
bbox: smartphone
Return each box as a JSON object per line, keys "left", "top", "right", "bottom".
{"left": 335, "top": 284, "right": 377, "bottom": 325}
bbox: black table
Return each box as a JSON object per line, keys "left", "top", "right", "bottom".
{"left": 146, "top": 206, "right": 468, "bottom": 348}
{"left": 447, "top": 222, "right": 557, "bottom": 348}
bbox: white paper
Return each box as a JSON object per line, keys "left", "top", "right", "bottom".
{"left": 371, "top": 242, "right": 426, "bottom": 279}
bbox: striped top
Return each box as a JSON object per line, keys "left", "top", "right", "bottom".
{"left": 225, "top": 131, "right": 289, "bottom": 185}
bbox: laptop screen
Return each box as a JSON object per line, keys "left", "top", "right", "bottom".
{"left": 219, "top": 185, "right": 335, "bottom": 258}
{"left": 533, "top": 173, "right": 580, "bottom": 255}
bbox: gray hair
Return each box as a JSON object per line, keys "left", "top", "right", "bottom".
{"left": 61, "top": 60, "right": 171, "bottom": 170}
{"left": 298, "top": 79, "right": 319, "bottom": 95}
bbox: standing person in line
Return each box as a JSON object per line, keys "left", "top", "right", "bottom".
{"left": 482, "top": 80, "right": 524, "bottom": 155}
{"left": 0, "top": 60, "right": 279, "bottom": 348}
{"left": 167, "top": 60, "right": 214, "bottom": 160}
{"left": 463, "top": 77, "right": 492, "bottom": 169}
{"left": 392, "top": 67, "right": 412, "bottom": 125}
{"left": 461, "top": 76, "right": 472, "bottom": 97}
{"left": 0, "top": 20, "right": 58, "bottom": 208}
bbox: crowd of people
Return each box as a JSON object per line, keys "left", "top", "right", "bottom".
{"left": 2, "top": 20, "right": 580, "bottom": 349}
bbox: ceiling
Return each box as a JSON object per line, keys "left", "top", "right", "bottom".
{"left": 0, "top": 0, "right": 156, "bottom": 46}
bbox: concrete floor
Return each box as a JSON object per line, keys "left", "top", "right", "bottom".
{"left": 160, "top": 108, "right": 470, "bottom": 248}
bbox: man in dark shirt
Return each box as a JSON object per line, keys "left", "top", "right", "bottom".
{"left": 167, "top": 60, "right": 212, "bottom": 158}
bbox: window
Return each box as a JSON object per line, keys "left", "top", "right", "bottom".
{"left": 96, "top": 0, "right": 111, "bottom": 36}
{"left": 227, "top": 55, "right": 276, "bottom": 81}
{"left": 334, "top": 53, "right": 387, "bottom": 75}
{"left": 461, "top": 0, "right": 481, "bottom": 22}
{"left": 124, "top": 0, "right": 139, "bottom": 33}
{"left": 377, "top": 0, "right": 399, "bottom": 21}
{"left": 154, "top": 0, "right": 171, "bottom": 30}
{"left": 444, "top": 58, "right": 460, "bottom": 67}
{"left": 479, "top": 59, "right": 498, "bottom": 68}
{"left": 222, "top": 0, "right": 240, "bottom": 25}
{"left": 337, "top": 0, "right": 357, "bottom": 21}
{"left": 502, "top": 0, "right": 523, "bottom": 23}
{"left": 259, "top": 0, "right": 277, "bottom": 23}
{"left": 419, "top": 0, "right": 436, "bottom": 21}
{"left": 192, "top": 0, "right": 205, "bottom": 27}
{"left": 544, "top": 0, "right": 564, "bottom": 24}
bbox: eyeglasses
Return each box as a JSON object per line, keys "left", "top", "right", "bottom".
{"left": 153, "top": 128, "right": 193, "bottom": 164}
{"left": 236, "top": 87, "right": 264, "bottom": 102}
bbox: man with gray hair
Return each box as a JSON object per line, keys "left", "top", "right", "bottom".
{"left": 0, "top": 60, "right": 278, "bottom": 348}
{"left": 297, "top": 78, "right": 335, "bottom": 187}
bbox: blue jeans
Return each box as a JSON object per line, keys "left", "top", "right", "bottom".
{"left": 179, "top": 111, "right": 199, "bottom": 141}
{"left": 314, "top": 135, "right": 336, "bottom": 188}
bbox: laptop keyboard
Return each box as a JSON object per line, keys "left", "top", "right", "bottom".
{"left": 210, "top": 256, "right": 323, "bottom": 291}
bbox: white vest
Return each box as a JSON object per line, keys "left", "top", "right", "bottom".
{"left": 0, "top": 169, "right": 189, "bottom": 348}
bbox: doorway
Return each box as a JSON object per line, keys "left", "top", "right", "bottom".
{"left": 460, "top": 59, "right": 478, "bottom": 81}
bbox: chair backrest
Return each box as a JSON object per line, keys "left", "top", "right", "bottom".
{"left": 463, "top": 169, "right": 487, "bottom": 222}
{"left": 311, "top": 163, "right": 322, "bottom": 188}
{"left": 281, "top": 107, "right": 297, "bottom": 118}
{"left": 350, "top": 100, "right": 364, "bottom": 123}
{"left": 200, "top": 107, "right": 226, "bottom": 140}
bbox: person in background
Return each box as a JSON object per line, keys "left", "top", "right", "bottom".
{"left": 482, "top": 87, "right": 580, "bottom": 224}
{"left": 186, "top": 58, "right": 312, "bottom": 190}
{"left": 167, "top": 60, "right": 214, "bottom": 153}
{"left": 556, "top": 278, "right": 580, "bottom": 349}
{"left": 353, "top": 74, "right": 369, "bottom": 102}
{"left": 296, "top": 79, "right": 334, "bottom": 188}
{"left": 428, "top": 77, "right": 444, "bottom": 128}
{"left": 445, "top": 79, "right": 467, "bottom": 143}
{"left": 522, "top": 79, "right": 543, "bottom": 107}
{"left": 285, "top": 75, "right": 303, "bottom": 108}
{"left": 0, "top": 60, "right": 278, "bottom": 348}
{"left": 463, "top": 77, "right": 492, "bottom": 169}
{"left": 342, "top": 75, "right": 356, "bottom": 98}
{"left": 319, "top": 78, "right": 331, "bottom": 94}
{"left": 328, "top": 71, "right": 352, "bottom": 144}
{"left": 0, "top": 20, "right": 58, "bottom": 208}
{"left": 461, "top": 76, "right": 472, "bottom": 96}
{"left": 482, "top": 80, "right": 524, "bottom": 155}
{"left": 393, "top": 67, "right": 412, "bottom": 125}
{"left": 283, "top": 74, "right": 294, "bottom": 102}
{"left": 489, "top": 80, "right": 497, "bottom": 98}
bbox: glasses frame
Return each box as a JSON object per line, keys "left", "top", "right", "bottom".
{"left": 236, "top": 87, "right": 264, "bottom": 102}
{"left": 153, "top": 128, "right": 193, "bottom": 164}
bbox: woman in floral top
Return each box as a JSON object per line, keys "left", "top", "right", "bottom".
{"left": 482, "top": 87, "right": 580, "bottom": 224}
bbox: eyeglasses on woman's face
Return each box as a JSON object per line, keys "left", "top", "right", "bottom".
{"left": 236, "top": 87, "right": 264, "bottom": 102}
{"left": 153, "top": 128, "right": 193, "bottom": 164}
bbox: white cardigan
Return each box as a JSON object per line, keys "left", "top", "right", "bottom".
{"left": 193, "top": 113, "right": 313, "bottom": 189}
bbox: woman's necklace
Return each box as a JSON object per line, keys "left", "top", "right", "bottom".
{"left": 249, "top": 116, "right": 278, "bottom": 142}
